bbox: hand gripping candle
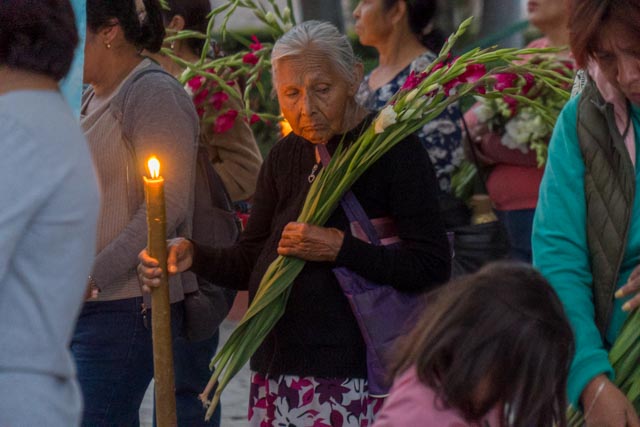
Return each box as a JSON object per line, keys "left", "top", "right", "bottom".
{"left": 144, "top": 156, "right": 177, "bottom": 426}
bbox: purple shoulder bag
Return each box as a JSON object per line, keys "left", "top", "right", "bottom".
{"left": 318, "top": 145, "right": 430, "bottom": 397}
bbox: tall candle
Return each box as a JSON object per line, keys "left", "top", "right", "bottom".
{"left": 144, "top": 156, "right": 177, "bottom": 426}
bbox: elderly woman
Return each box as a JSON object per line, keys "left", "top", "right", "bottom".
{"left": 139, "top": 21, "right": 450, "bottom": 426}
{"left": 0, "top": 1, "right": 99, "bottom": 425}
{"left": 71, "top": 0, "right": 198, "bottom": 424}
{"left": 533, "top": 0, "right": 640, "bottom": 425}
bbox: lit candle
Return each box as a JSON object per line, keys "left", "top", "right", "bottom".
{"left": 143, "top": 156, "right": 177, "bottom": 426}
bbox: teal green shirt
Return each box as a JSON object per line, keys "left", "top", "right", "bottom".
{"left": 533, "top": 97, "right": 640, "bottom": 405}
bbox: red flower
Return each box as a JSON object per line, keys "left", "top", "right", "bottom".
{"left": 401, "top": 70, "right": 427, "bottom": 90}
{"left": 494, "top": 73, "right": 518, "bottom": 91}
{"left": 193, "top": 88, "right": 209, "bottom": 106}
{"left": 243, "top": 52, "right": 259, "bottom": 65}
{"left": 504, "top": 95, "right": 518, "bottom": 115}
{"left": 213, "top": 109, "right": 238, "bottom": 133}
{"left": 249, "top": 35, "right": 262, "bottom": 51}
{"left": 186, "top": 75, "right": 205, "bottom": 92}
{"left": 459, "top": 63, "right": 486, "bottom": 83}
{"left": 249, "top": 113, "right": 260, "bottom": 125}
{"left": 522, "top": 73, "right": 535, "bottom": 95}
{"left": 211, "top": 91, "right": 229, "bottom": 110}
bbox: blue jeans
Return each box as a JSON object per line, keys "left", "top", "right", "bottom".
{"left": 169, "top": 332, "right": 221, "bottom": 426}
{"left": 496, "top": 208, "right": 535, "bottom": 263}
{"left": 72, "top": 297, "right": 220, "bottom": 426}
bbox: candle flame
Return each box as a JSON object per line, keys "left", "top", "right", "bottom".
{"left": 148, "top": 157, "right": 160, "bottom": 179}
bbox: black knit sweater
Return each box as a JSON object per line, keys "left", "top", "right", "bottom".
{"left": 191, "top": 120, "right": 451, "bottom": 378}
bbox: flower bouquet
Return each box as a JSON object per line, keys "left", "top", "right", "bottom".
{"left": 469, "top": 56, "right": 575, "bottom": 166}
{"left": 191, "top": 14, "right": 573, "bottom": 420}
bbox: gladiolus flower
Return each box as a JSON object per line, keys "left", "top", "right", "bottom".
{"left": 249, "top": 35, "right": 262, "bottom": 52}
{"left": 250, "top": 114, "right": 261, "bottom": 125}
{"left": 459, "top": 63, "right": 486, "bottom": 83}
{"left": 187, "top": 76, "right": 206, "bottom": 92}
{"left": 374, "top": 105, "right": 397, "bottom": 134}
{"left": 401, "top": 71, "right": 427, "bottom": 90}
{"left": 211, "top": 91, "right": 229, "bottom": 110}
{"left": 522, "top": 73, "right": 535, "bottom": 95}
{"left": 193, "top": 88, "right": 210, "bottom": 106}
{"left": 494, "top": 73, "right": 518, "bottom": 91}
{"left": 243, "top": 52, "right": 259, "bottom": 65}
{"left": 213, "top": 109, "right": 238, "bottom": 133}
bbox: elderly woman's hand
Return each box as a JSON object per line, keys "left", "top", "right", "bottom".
{"left": 615, "top": 264, "right": 640, "bottom": 311}
{"left": 137, "top": 237, "right": 194, "bottom": 293}
{"left": 277, "top": 222, "right": 344, "bottom": 262}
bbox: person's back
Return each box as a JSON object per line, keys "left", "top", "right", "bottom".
{"left": 0, "top": 2, "right": 99, "bottom": 424}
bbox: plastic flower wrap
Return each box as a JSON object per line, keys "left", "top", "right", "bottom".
{"left": 469, "top": 56, "right": 575, "bottom": 166}
{"left": 196, "top": 17, "right": 574, "bottom": 421}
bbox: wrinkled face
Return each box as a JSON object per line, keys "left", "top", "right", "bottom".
{"left": 526, "top": 0, "right": 568, "bottom": 30}
{"left": 274, "top": 54, "right": 355, "bottom": 144}
{"left": 594, "top": 21, "right": 640, "bottom": 106}
{"left": 353, "top": 0, "right": 393, "bottom": 47}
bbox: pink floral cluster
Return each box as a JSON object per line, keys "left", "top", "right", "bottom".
{"left": 186, "top": 65, "right": 261, "bottom": 134}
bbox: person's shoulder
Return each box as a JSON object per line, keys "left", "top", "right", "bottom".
{"left": 121, "top": 60, "right": 192, "bottom": 109}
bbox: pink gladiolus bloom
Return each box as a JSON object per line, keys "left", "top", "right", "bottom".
{"left": 401, "top": 70, "right": 427, "bottom": 90}
{"left": 504, "top": 95, "right": 518, "bottom": 116}
{"left": 213, "top": 109, "right": 238, "bottom": 133}
{"left": 211, "top": 91, "right": 229, "bottom": 110}
{"left": 193, "top": 88, "right": 209, "bottom": 106}
{"left": 250, "top": 35, "right": 262, "bottom": 51}
{"left": 459, "top": 63, "right": 486, "bottom": 83}
{"left": 494, "top": 73, "right": 518, "bottom": 91}
{"left": 522, "top": 73, "right": 535, "bottom": 95}
{"left": 243, "top": 52, "right": 259, "bottom": 65}
{"left": 187, "top": 75, "right": 205, "bottom": 92}
{"left": 250, "top": 114, "right": 260, "bottom": 124}
{"left": 475, "top": 86, "right": 487, "bottom": 95}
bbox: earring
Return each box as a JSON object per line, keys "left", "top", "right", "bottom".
{"left": 105, "top": 42, "right": 111, "bottom": 49}
{"left": 170, "top": 41, "right": 176, "bottom": 50}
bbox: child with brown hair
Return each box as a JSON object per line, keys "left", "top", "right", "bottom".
{"left": 373, "top": 262, "right": 574, "bottom": 426}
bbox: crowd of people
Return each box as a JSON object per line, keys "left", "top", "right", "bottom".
{"left": 1, "top": 0, "right": 640, "bottom": 426}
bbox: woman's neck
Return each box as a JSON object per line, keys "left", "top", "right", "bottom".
{"left": 0, "top": 68, "right": 58, "bottom": 95}
{"left": 148, "top": 43, "right": 200, "bottom": 79}
{"left": 91, "top": 51, "right": 143, "bottom": 97}
{"left": 539, "top": 26, "right": 570, "bottom": 49}
{"left": 369, "top": 31, "right": 427, "bottom": 90}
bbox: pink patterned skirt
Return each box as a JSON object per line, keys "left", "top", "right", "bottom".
{"left": 248, "top": 372, "right": 385, "bottom": 427}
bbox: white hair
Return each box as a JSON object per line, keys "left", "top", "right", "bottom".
{"left": 271, "top": 20, "right": 360, "bottom": 88}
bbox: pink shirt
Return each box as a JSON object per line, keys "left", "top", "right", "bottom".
{"left": 373, "top": 368, "right": 501, "bottom": 427}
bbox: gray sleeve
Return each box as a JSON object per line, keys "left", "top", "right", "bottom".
{"left": 91, "top": 74, "right": 199, "bottom": 289}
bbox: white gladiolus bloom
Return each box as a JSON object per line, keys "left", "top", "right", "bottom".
{"left": 374, "top": 105, "right": 398, "bottom": 134}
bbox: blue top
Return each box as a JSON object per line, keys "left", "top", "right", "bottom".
{"left": 0, "top": 90, "right": 99, "bottom": 424}
{"left": 356, "top": 52, "right": 464, "bottom": 192}
{"left": 533, "top": 96, "right": 640, "bottom": 405}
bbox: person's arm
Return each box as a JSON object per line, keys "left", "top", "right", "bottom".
{"left": 335, "top": 136, "right": 451, "bottom": 292}
{"left": 189, "top": 140, "right": 278, "bottom": 289}
{"left": 532, "top": 96, "right": 613, "bottom": 405}
{"left": 90, "top": 74, "right": 198, "bottom": 290}
{"left": 204, "top": 91, "right": 263, "bottom": 202}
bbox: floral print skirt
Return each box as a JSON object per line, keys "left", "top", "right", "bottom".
{"left": 248, "top": 372, "right": 385, "bottom": 427}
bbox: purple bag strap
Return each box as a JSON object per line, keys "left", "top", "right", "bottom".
{"left": 317, "top": 144, "right": 381, "bottom": 246}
